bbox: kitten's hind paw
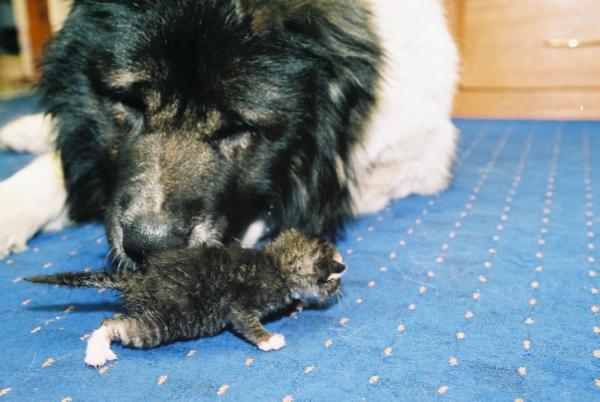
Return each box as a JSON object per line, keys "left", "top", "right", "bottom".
{"left": 85, "top": 326, "right": 118, "bottom": 367}
{"left": 85, "top": 346, "right": 117, "bottom": 367}
{"left": 258, "top": 333, "right": 286, "bottom": 352}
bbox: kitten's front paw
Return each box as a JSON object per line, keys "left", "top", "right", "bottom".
{"left": 258, "top": 333, "right": 286, "bottom": 352}
{"left": 84, "top": 346, "right": 118, "bottom": 367}
{"left": 295, "top": 300, "right": 307, "bottom": 313}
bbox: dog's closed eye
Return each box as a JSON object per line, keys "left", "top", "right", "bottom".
{"left": 112, "top": 101, "right": 144, "bottom": 134}
{"left": 213, "top": 129, "right": 254, "bottom": 155}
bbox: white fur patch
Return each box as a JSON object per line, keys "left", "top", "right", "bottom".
{"left": 327, "top": 270, "right": 346, "bottom": 281}
{"left": 0, "top": 153, "right": 68, "bottom": 259}
{"left": 42, "top": 207, "right": 72, "bottom": 233}
{"left": 257, "top": 333, "right": 286, "bottom": 352}
{"left": 189, "top": 218, "right": 222, "bottom": 247}
{"left": 350, "top": 0, "right": 459, "bottom": 214}
{"left": 85, "top": 326, "right": 118, "bottom": 367}
{"left": 0, "top": 114, "right": 55, "bottom": 154}
{"left": 240, "top": 220, "right": 266, "bottom": 248}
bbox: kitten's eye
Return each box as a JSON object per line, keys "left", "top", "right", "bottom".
{"left": 111, "top": 86, "right": 145, "bottom": 111}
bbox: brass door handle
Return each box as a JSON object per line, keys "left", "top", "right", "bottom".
{"left": 545, "top": 38, "right": 600, "bottom": 48}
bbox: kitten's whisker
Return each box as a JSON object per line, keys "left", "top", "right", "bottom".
{"left": 111, "top": 248, "right": 119, "bottom": 264}
{"left": 102, "top": 251, "right": 109, "bottom": 267}
{"left": 111, "top": 249, "right": 119, "bottom": 267}
{"left": 334, "top": 289, "right": 345, "bottom": 305}
{"left": 109, "top": 247, "right": 122, "bottom": 269}
{"left": 205, "top": 238, "right": 224, "bottom": 247}
{"left": 176, "top": 267, "right": 191, "bottom": 279}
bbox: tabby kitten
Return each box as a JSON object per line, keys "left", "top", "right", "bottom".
{"left": 26, "top": 229, "right": 346, "bottom": 367}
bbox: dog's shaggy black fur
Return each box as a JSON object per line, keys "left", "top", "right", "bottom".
{"left": 26, "top": 229, "right": 346, "bottom": 366}
{"left": 39, "top": 0, "right": 382, "bottom": 267}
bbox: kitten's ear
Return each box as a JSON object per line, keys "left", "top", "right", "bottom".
{"left": 331, "top": 261, "right": 346, "bottom": 274}
{"left": 333, "top": 249, "right": 344, "bottom": 264}
{"left": 327, "top": 261, "right": 347, "bottom": 281}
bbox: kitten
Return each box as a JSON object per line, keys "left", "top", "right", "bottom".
{"left": 25, "top": 229, "right": 346, "bottom": 367}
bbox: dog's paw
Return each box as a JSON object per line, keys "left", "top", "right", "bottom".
{"left": 258, "top": 333, "right": 286, "bottom": 352}
{"left": 0, "top": 233, "right": 28, "bottom": 260}
{"left": 0, "top": 183, "right": 36, "bottom": 259}
{"left": 0, "top": 114, "right": 55, "bottom": 154}
{"left": 0, "top": 185, "right": 34, "bottom": 259}
{"left": 0, "top": 154, "right": 68, "bottom": 259}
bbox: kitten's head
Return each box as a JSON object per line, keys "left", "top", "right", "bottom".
{"left": 266, "top": 229, "right": 346, "bottom": 304}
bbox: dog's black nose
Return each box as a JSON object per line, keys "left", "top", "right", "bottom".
{"left": 122, "top": 216, "right": 185, "bottom": 262}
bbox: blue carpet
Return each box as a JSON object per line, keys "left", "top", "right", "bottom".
{"left": 0, "top": 99, "right": 598, "bottom": 401}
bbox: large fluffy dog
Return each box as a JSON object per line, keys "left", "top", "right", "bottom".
{"left": 0, "top": 0, "right": 458, "bottom": 268}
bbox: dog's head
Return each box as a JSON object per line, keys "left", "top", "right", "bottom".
{"left": 41, "top": 0, "right": 381, "bottom": 268}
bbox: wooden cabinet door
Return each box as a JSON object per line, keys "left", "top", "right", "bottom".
{"left": 26, "top": 0, "right": 52, "bottom": 78}
{"left": 446, "top": 0, "right": 600, "bottom": 119}
{"left": 462, "top": 0, "right": 600, "bottom": 89}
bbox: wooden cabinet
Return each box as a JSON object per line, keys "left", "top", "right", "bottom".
{"left": 6, "top": 1, "right": 600, "bottom": 118}
{"left": 9, "top": 0, "right": 69, "bottom": 81}
{"left": 446, "top": 0, "right": 600, "bottom": 119}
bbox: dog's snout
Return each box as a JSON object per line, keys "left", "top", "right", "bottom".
{"left": 122, "top": 215, "right": 185, "bottom": 262}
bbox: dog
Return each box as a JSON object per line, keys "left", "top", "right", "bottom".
{"left": 0, "top": 0, "right": 458, "bottom": 268}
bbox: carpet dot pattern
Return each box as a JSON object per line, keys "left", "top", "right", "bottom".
{"left": 0, "top": 98, "right": 599, "bottom": 401}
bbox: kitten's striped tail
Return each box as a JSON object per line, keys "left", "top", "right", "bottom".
{"left": 25, "top": 271, "right": 123, "bottom": 289}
